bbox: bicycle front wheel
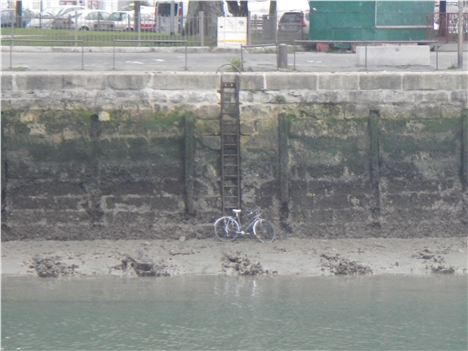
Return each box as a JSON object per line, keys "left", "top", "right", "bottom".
{"left": 214, "top": 216, "right": 240, "bottom": 241}
{"left": 253, "top": 219, "right": 276, "bottom": 243}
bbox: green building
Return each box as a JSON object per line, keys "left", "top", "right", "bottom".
{"left": 309, "top": 0, "right": 434, "bottom": 41}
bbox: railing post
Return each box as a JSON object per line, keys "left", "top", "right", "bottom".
{"left": 293, "top": 42, "right": 296, "bottom": 71}
{"left": 74, "top": 11, "right": 78, "bottom": 47}
{"left": 112, "top": 40, "right": 116, "bottom": 70}
{"left": 365, "top": 42, "right": 368, "bottom": 71}
{"left": 277, "top": 43, "right": 288, "bottom": 70}
{"left": 199, "top": 11, "right": 205, "bottom": 46}
{"left": 457, "top": 0, "right": 464, "bottom": 69}
{"left": 9, "top": 18, "right": 14, "bottom": 70}
{"left": 184, "top": 41, "right": 188, "bottom": 71}
{"left": 247, "top": 12, "right": 252, "bottom": 45}
{"left": 240, "top": 45, "right": 244, "bottom": 72}
{"left": 81, "top": 41, "right": 84, "bottom": 70}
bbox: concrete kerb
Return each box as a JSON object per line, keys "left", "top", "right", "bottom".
{"left": 1, "top": 46, "right": 279, "bottom": 54}
{"left": 2, "top": 71, "right": 468, "bottom": 96}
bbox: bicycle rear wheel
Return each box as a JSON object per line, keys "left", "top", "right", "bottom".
{"left": 253, "top": 219, "right": 276, "bottom": 243}
{"left": 214, "top": 216, "right": 240, "bottom": 241}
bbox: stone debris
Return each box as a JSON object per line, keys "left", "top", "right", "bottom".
{"left": 320, "top": 254, "right": 372, "bottom": 275}
{"left": 119, "top": 255, "right": 170, "bottom": 277}
{"left": 415, "top": 249, "right": 455, "bottom": 274}
{"left": 415, "top": 248, "right": 436, "bottom": 260}
{"left": 222, "top": 251, "right": 268, "bottom": 276}
{"left": 169, "top": 249, "right": 195, "bottom": 256}
{"left": 31, "top": 256, "right": 78, "bottom": 278}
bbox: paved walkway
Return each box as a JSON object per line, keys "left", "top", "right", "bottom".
{"left": 2, "top": 46, "right": 467, "bottom": 71}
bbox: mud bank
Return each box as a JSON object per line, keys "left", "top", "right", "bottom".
{"left": 2, "top": 238, "right": 466, "bottom": 278}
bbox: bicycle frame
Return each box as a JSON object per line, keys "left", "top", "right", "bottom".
{"left": 214, "top": 207, "right": 275, "bottom": 242}
{"left": 232, "top": 209, "right": 261, "bottom": 238}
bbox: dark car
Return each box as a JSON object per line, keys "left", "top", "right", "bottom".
{"left": 277, "top": 11, "right": 310, "bottom": 43}
{"left": 1, "top": 9, "right": 33, "bottom": 28}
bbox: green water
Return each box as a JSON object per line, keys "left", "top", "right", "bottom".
{"left": 2, "top": 276, "right": 467, "bottom": 351}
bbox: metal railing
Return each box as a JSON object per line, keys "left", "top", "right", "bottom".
{"left": 240, "top": 43, "right": 277, "bottom": 71}
{"left": 432, "top": 12, "right": 468, "bottom": 41}
{"left": 3, "top": 38, "right": 85, "bottom": 70}
{"left": 2, "top": 14, "right": 204, "bottom": 47}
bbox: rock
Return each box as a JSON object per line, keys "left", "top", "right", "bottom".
{"left": 169, "top": 249, "right": 194, "bottom": 256}
{"left": 431, "top": 265, "right": 455, "bottom": 274}
{"left": 222, "top": 252, "right": 266, "bottom": 276}
{"left": 121, "top": 255, "right": 170, "bottom": 277}
{"left": 32, "top": 256, "right": 78, "bottom": 278}
{"left": 320, "top": 254, "right": 372, "bottom": 275}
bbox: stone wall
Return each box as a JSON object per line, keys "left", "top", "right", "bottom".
{"left": 1, "top": 72, "right": 467, "bottom": 239}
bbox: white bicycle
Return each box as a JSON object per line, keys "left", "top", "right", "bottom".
{"left": 213, "top": 208, "right": 276, "bottom": 243}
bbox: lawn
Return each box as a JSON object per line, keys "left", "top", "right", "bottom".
{"left": 1, "top": 28, "right": 201, "bottom": 47}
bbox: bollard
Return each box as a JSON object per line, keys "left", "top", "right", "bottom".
{"left": 277, "top": 43, "right": 288, "bottom": 70}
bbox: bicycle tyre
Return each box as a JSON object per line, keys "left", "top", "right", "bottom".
{"left": 214, "top": 216, "right": 240, "bottom": 241}
{"left": 253, "top": 219, "right": 276, "bottom": 243}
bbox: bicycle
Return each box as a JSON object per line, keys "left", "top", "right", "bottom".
{"left": 213, "top": 208, "right": 276, "bottom": 243}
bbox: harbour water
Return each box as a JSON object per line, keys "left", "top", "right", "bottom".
{"left": 2, "top": 275, "right": 467, "bottom": 350}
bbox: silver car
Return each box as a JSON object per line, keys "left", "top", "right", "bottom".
{"left": 51, "top": 10, "right": 110, "bottom": 31}
{"left": 98, "top": 11, "right": 135, "bottom": 31}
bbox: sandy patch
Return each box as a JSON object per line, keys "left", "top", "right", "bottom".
{"left": 1, "top": 237, "right": 467, "bottom": 278}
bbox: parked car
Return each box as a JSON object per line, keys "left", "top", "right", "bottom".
{"left": 1, "top": 9, "right": 33, "bottom": 28}
{"left": 56, "top": 6, "right": 85, "bottom": 18}
{"left": 49, "top": 6, "right": 85, "bottom": 29}
{"left": 99, "top": 11, "right": 134, "bottom": 31}
{"left": 51, "top": 10, "right": 110, "bottom": 31}
{"left": 140, "top": 13, "right": 156, "bottom": 32}
{"left": 277, "top": 11, "right": 310, "bottom": 43}
{"left": 27, "top": 7, "right": 63, "bottom": 29}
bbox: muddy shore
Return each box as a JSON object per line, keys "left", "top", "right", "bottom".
{"left": 2, "top": 237, "right": 467, "bottom": 278}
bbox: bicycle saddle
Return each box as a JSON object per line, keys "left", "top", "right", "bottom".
{"left": 232, "top": 209, "right": 241, "bottom": 214}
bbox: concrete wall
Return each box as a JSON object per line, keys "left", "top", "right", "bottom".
{"left": 356, "top": 46, "right": 431, "bottom": 66}
{"left": 1, "top": 72, "right": 467, "bottom": 240}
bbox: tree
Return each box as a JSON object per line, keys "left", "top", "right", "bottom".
{"left": 226, "top": 1, "right": 249, "bottom": 16}
{"left": 269, "top": 0, "right": 277, "bottom": 17}
{"left": 185, "top": 1, "right": 224, "bottom": 44}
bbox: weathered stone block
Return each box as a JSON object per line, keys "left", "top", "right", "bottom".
{"left": 403, "top": 73, "right": 467, "bottom": 91}
{"left": 1, "top": 74, "right": 12, "bottom": 92}
{"left": 7, "top": 181, "right": 84, "bottom": 197}
{"left": 15, "top": 73, "right": 64, "bottom": 90}
{"left": 306, "top": 209, "right": 334, "bottom": 223}
{"left": 198, "top": 135, "right": 220, "bottom": 150}
{"left": 45, "top": 210, "right": 91, "bottom": 225}
{"left": 318, "top": 73, "right": 359, "bottom": 90}
{"left": 266, "top": 73, "right": 317, "bottom": 90}
{"left": 359, "top": 73, "right": 402, "bottom": 90}
{"left": 101, "top": 181, "right": 161, "bottom": 196}
{"left": 107, "top": 73, "right": 151, "bottom": 90}
{"left": 63, "top": 74, "right": 106, "bottom": 90}
{"left": 9, "top": 196, "right": 83, "bottom": 210}
{"left": 196, "top": 119, "right": 219, "bottom": 135}
{"left": 151, "top": 72, "right": 218, "bottom": 90}
{"left": 239, "top": 73, "right": 265, "bottom": 91}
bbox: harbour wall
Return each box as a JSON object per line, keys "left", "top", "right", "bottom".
{"left": 1, "top": 72, "right": 467, "bottom": 240}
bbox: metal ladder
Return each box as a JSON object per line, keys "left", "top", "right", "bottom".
{"left": 219, "top": 74, "right": 241, "bottom": 215}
